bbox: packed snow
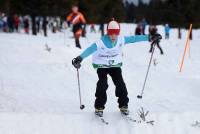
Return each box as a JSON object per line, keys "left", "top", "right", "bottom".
{"left": 0, "top": 24, "right": 200, "bottom": 134}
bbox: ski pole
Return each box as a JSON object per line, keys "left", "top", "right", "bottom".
{"left": 137, "top": 41, "right": 157, "bottom": 99}
{"left": 76, "top": 68, "right": 85, "bottom": 109}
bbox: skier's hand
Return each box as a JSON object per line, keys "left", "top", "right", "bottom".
{"left": 149, "top": 33, "right": 162, "bottom": 42}
{"left": 72, "top": 56, "right": 83, "bottom": 69}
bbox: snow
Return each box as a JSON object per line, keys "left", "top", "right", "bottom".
{"left": 0, "top": 24, "right": 200, "bottom": 134}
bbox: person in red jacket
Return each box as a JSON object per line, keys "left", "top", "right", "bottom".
{"left": 23, "top": 16, "right": 29, "bottom": 34}
{"left": 67, "top": 5, "right": 86, "bottom": 49}
{"left": 14, "top": 14, "right": 20, "bottom": 32}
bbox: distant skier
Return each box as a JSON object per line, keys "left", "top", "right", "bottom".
{"left": 164, "top": 24, "right": 170, "bottom": 39}
{"left": 67, "top": 5, "right": 86, "bottom": 49}
{"left": 72, "top": 19, "right": 162, "bottom": 117}
{"left": 149, "top": 25, "right": 164, "bottom": 55}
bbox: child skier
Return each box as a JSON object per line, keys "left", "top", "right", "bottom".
{"left": 72, "top": 20, "right": 161, "bottom": 117}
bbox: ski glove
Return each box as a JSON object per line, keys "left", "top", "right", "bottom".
{"left": 149, "top": 33, "right": 162, "bottom": 42}
{"left": 72, "top": 56, "right": 83, "bottom": 69}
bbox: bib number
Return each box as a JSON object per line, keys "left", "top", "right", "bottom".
{"left": 108, "top": 60, "right": 114, "bottom": 65}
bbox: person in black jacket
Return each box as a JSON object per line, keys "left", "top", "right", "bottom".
{"left": 149, "top": 25, "right": 164, "bottom": 55}
{"left": 42, "top": 16, "right": 48, "bottom": 36}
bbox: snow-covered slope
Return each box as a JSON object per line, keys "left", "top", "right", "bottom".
{"left": 0, "top": 24, "right": 200, "bottom": 134}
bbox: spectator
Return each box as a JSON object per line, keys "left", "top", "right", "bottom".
{"left": 23, "top": 16, "right": 29, "bottom": 34}
{"left": 90, "top": 23, "right": 96, "bottom": 33}
{"left": 140, "top": 18, "right": 147, "bottom": 35}
{"left": 14, "top": 14, "right": 20, "bottom": 32}
{"left": 164, "top": 24, "right": 170, "bottom": 39}
{"left": 7, "top": 15, "right": 14, "bottom": 33}
{"left": 42, "top": 16, "right": 48, "bottom": 36}
{"left": 2, "top": 13, "right": 8, "bottom": 32}
{"left": 36, "top": 17, "right": 41, "bottom": 33}
{"left": 135, "top": 24, "right": 142, "bottom": 35}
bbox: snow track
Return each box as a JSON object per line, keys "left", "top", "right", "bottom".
{"left": 0, "top": 24, "right": 200, "bottom": 133}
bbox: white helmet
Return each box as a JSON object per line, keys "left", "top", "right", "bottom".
{"left": 107, "top": 19, "right": 120, "bottom": 35}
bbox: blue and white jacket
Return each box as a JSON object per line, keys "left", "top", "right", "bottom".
{"left": 80, "top": 34, "right": 149, "bottom": 68}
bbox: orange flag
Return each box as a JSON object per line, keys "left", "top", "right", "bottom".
{"left": 179, "top": 24, "right": 192, "bottom": 72}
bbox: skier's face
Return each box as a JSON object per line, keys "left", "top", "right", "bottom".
{"left": 109, "top": 34, "right": 118, "bottom": 42}
{"left": 72, "top": 6, "right": 78, "bottom": 13}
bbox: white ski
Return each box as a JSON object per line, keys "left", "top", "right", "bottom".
{"left": 121, "top": 114, "right": 136, "bottom": 123}
{"left": 95, "top": 115, "right": 109, "bottom": 125}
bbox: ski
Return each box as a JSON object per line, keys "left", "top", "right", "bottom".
{"left": 95, "top": 115, "right": 109, "bottom": 125}
{"left": 99, "top": 117, "right": 109, "bottom": 125}
{"left": 121, "top": 114, "right": 136, "bottom": 123}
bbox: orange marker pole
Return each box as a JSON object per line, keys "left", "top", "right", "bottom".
{"left": 179, "top": 24, "right": 192, "bottom": 72}
{"left": 188, "top": 38, "right": 191, "bottom": 58}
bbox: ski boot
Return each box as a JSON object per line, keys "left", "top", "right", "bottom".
{"left": 75, "top": 39, "right": 81, "bottom": 49}
{"left": 95, "top": 108, "right": 103, "bottom": 117}
{"left": 120, "top": 106, "right": 129, "bottom": 116}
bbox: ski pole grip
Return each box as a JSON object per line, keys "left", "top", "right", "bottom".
{"left": 72, "top": 58, "right": 76, "bottom": 65}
